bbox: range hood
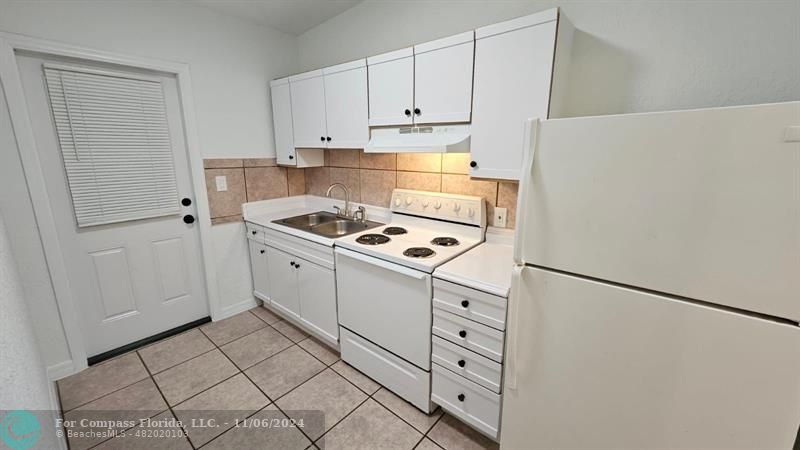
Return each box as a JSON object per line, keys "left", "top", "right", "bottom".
{"left": 364, "top": 124, "right": 470, "bottom": 153}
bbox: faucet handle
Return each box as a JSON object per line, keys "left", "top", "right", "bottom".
{"left": 333, "top": 205, "right": 344, "bottom": 217}
{"left": 354, "top": 206, "right": 367, "bottom": 223}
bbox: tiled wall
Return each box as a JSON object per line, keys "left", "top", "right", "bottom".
{"left": 204, "top": 151, "right": 518, "bottom": 228}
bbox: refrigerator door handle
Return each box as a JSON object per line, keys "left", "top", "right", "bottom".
{"left": 513, "top": 118, "right": 540, "bottom": 265}
{"left": 505, "top": 264, "right": 526, "bottom": 390}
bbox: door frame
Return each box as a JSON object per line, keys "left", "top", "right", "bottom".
{"left": 0, "top": 32, "right": 222, "bottom": 377}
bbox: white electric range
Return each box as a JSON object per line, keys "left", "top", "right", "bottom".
{"left": 335, "top": 189, "right": 487, "bottom": 413}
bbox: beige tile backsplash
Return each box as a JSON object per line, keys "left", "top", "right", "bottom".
{"left": 204, "top": 150, "right": 518, "bottom": 228}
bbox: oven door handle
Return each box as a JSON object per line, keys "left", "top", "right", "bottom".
{"left": 336, "top": 248, "right": 429, "bottom": 280}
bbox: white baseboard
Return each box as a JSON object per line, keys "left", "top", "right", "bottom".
{"left": 216, "top": 296, "right": 258, "bottom": 320}
{"left": 48, "top": 380, "right": 69, "bottom": 450}
{"left": 46, "top": 359, "right": 76, "bottom": 381}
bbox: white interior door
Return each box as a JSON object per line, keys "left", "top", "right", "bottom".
{"left": 17, "top": 53, "right": 209, "bottom": 358}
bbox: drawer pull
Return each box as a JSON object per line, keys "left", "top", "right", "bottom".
{"left": 459, "top": 330, "right": 467, "bottom": 338}
{"left": 457, "top": 393, "right": 465, "bottom": 402}
{"left": 457, "top": 359, "right": 466, "bottom": 368}
{"left": 461, "top": 300, "right": 469, "bottom": 308}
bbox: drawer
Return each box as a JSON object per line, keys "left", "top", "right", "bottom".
{"left": 265, "top": 228, "right": 335, "bottom": 269}
{"left": 246, "top": 222, "right": 266, "bottom": 242}
{"left": 433, "top": 309, "right": 505, "bottom": 363}
{"left": 339, "top": 327, "right": 433, "bottom": 413}
{"left": 432, "top": 336, "right": 502, "bottom": 393}
{"left": 433, "top": 278, "right": 507, "bottom": 330}
{"left": 432, "top": 363, "right": 501, "bottom": 440}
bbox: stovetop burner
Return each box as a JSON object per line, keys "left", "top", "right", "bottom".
{"left": 431, "top": 237, "right": 460, "bottom": 247}
{"left": 383, "top": 226, "right": 408, "bottom": 236}
{"left": 356, "top": 234, "right": 391, "bottom": 245}
{"left": 403, "top": 247, "right": 436, "bottom": 258}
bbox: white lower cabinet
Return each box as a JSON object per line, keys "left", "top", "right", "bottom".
{"left": 264, "top": 243, "right": 338, "bottom": 346}
{"left": 432, "top": 363, "right": 501, "bottom": 438}
{"left": 248, "top": 239, "right": 270, "bottom": 303}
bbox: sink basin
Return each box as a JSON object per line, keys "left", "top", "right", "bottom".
{"left": 272, "top": 211, "right": 382, "bottom": 238}
{"left": 311, "top": 219, "right": 382, "bottom": 238}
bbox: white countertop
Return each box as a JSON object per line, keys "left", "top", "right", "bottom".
{"left": 433, "top": 227, "right": 515, "bottom": 298}
{"left": 242, "top": 195, "right": 391, "bottom": 247}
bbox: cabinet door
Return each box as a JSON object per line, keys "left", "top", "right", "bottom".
{"left": 471, "top": 20, "right": 557, "bottom": 180}
{"left": 367, "top": 48, "right": 414, "bottom": 126}
{"left": 248, "top": 240, "right": 269, "bottom": 303}
{"left": 297, "top": 260, "right": 338, "bottom": 344}
{"left": 290, "top": 70, "right": 328, "bottom": 148}
{"left": 269, "top": 78, "right": 296, "bottom": 165}
{"left": 413, "top": 32, "right": 474, "bottom": 124}
{"left": 266, "top": 246, "right": 300, "bottom": 319}
{"left": 323, "top": 60, "right": 369, "bottom": 148}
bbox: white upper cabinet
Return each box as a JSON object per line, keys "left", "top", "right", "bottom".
{"left": 323, "top": 59, "right": 369, "bottom": 148}
{"left": 269, "top": 78, "right": 296, "bottom": 165}
{"left": 413, "top": 32, "right": 475, "bottom": 124}
{"left": 290, "top": 69, "right": 328, "bottom": 148}
{"left": 470, "top": 9, "right": 572, "bottom": 180}
{"left": 367, "top": 48, "right": 415, "bottom": 126}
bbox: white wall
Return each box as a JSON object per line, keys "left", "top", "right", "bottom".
{"left": 297, "top": 0, "right": 800, "bottom": 116}
{"left": 0, "top": 0, "right": 299, "bottom": 375}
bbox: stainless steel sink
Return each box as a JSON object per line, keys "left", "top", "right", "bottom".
{"left": 273, "top": 211, "right": 382, "bottom": 238}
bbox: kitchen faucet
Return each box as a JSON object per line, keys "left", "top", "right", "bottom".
{"left": 326, "top": 183, "right": 366, "bottom": 222}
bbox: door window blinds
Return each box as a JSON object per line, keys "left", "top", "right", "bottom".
{"left": 43, "top": 64, "right": 180, "bottom": 227}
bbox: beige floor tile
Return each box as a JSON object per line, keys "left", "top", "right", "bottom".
{"left": 152, "top": 350, "right": 238, "bottom": 406}
{"left": 173, "top": 373, "right": 269, "bottom": 447}
{"left": 203, "top": 405, "right": 311, "bottom": 450}
{"left": 64, "top": 378, "right": 167, "bottom": 450}
{"left": 318, "top": 398, "right": 421, "bottom": 450}
{"left": 220, "top": 326, "right": 293, "bottom": 369}
{"left": 272, "top": 320, "right": 309, "bottom": 343}
{"left": 138, "top": 329, "right": 215, "bottom": 374}
{"left": 427, "top": 414, "right": 499, "bottom": 450}
{"left": 250, "top": 305, "right": 282, "bottom": 324}
{"left": 298, "top": 337, "right": 340, "bottom": 366}
{"left": 200, "top": 311, "right": 266, "bottom": 346}
{"left": 329, "top": 360, "right": 380, "bottom": 395}
{"left": 277, "top": 369, "right": 367, "bottom": 440}
{"left": 245, "top": 346, "right": 325, "bottom": 399}
{"left": 94, "top": 410, "right": 192, "bottom": 450}
{"left": 58, "top": 353, "right": 149, "bottom": 411}
{"left": 416, "top": 437, "right": 445, "bottom": 450}
{"left": 373, "top": 388, "right": 442, "bottom": 433}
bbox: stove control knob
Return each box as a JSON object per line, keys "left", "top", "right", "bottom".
{"left": 453, "top": 203, "right": 461, "bottom": 212}
{"left": 394, "top": 197, "right": 401, "bottom": 207}
{"left": 433, "top": 201, "right": 441, "bottom": 210}
{"left": 405, "top": 197, "right": 413, "bottom": 205}
{"left": 422, "top": 199, "right": 429, "bottom": 208}
{"left": 468, "top": 208, "right": 475, "bottom": 218}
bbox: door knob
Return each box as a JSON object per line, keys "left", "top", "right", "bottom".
{"left": 181, "top": 197, "right": 192, "bottom": 206}
{"left": 183, "top": 215, "right": 195, "bottom": 224}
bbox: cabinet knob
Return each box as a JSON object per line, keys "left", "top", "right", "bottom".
{"left": 414, "top": 107, "right": 421, "bottom": 115}
{"left": 260, "top": 249, "right": 265, "bottom": 254}
{"left": 295, "top": 263, "right": 300, "bottom": 269}
{"left": 457, "top": 359, "right": 466, "bottom": 368}
{"left": 457, "top": 393, "right": 465, "bottom": 402}
{"left": 289, "top": 155, "right": 294, "bottom": 160}
{"left": 320, "top": 136, "right": 325, "bottom": 142}
{"left": 458, "top": 330, "right": 467, "bottom": 338}
{"left": 290, "top": 261, "right": 296, "bottom": 267}
{"left": 461, "top": 300, "right": 469, "bottom": 308}
{"left": 181, "top": 197, "right": 192, "bottom": 206}
{"left": 252, "top": 230, "right": 257, "bottom": 235}
{"left": 326, "top": 136, "right": 331, "bottom": 142}
{"left": 470, "top": 161, "right": 477, "bottom": 168}
{"left": 404, "top": 109, "right": 411, "bottom": 117}
{"left": 183, "top": 214, "right": 195, "bottom": 224}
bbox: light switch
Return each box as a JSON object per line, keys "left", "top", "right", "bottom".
{"left": 215, "top": 175, "right": 227, "bottom": 192}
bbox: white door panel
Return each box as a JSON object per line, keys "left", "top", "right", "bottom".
{"left": 517, "top": 102, "right": 800, "bottom": 320}
{"left": 414, "top": 33, "right": 474, "bottom": 124}
{"left": 266, "top": 246, "right": 300, "bottom": 319}
{"left": 289, "top": 70, "right": 327, "bottom": 148}
{"left": 17, "top": 54, "right": 209, "bottom": 357}
{"left": 323, "top": 62, "right": 368, "bottom": 148}
{"left": 297, "top": 260, "right": 338, "bottom": 344}
{"left": 270, "top": 78, "right": 296, "bottom": 165}
{"left": 367, "top": 49, "right": 414, "bottom": 126}
{"left": 501, "top": 266, "right": 800, "bottom": 450}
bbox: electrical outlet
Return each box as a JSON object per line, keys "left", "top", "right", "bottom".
{"left": 215, "top": 175, "right": 227, "bottom": 192}
{"left": 493, "top": 207, "right": 508, "bottom": 227}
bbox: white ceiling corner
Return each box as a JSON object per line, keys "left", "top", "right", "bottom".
{"left": 194, "top": 0, "right": 362, "bottom": 35}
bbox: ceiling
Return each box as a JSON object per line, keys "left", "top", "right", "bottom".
{"left": 196, "top": 0, "right": 361, "bottom": 35}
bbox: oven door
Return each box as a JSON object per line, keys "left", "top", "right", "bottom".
{"left": 335, "top": 248, "right": 432, "bottom": 369}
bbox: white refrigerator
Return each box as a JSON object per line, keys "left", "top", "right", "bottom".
{"left": 501, "top": 102, "right": 800, "bottom": 450}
